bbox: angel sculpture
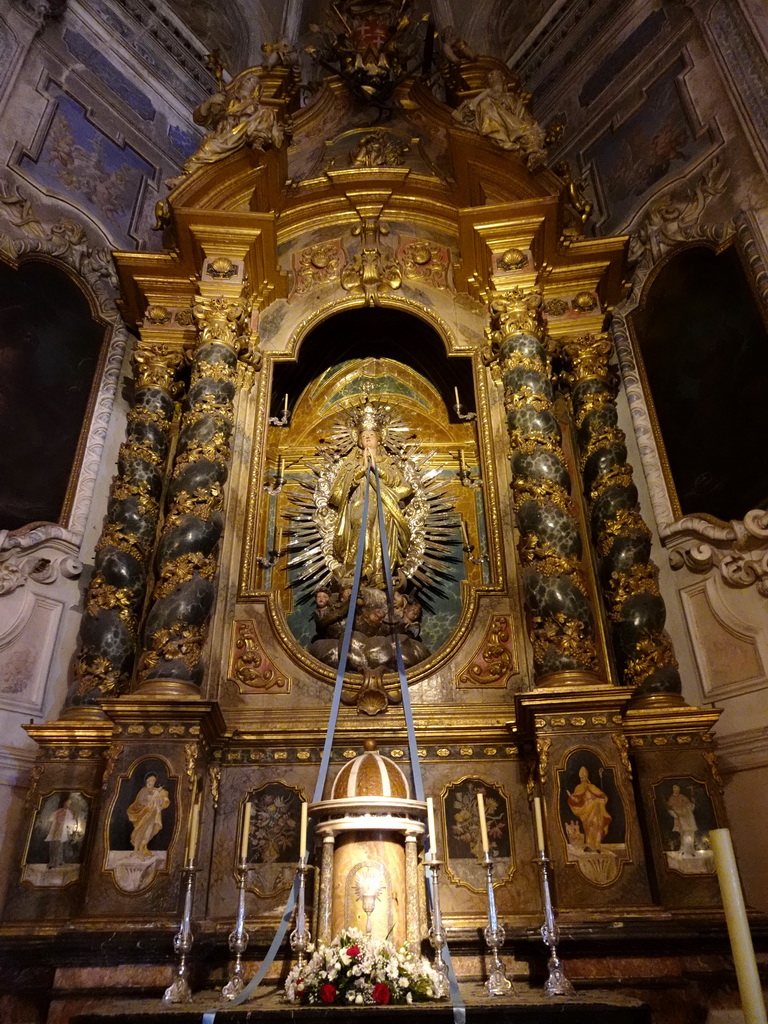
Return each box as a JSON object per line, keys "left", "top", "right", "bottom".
{"left": 285, "top": 401, "right": 457, "bottom": 680}
{"left": 166, "top": 71, "right": 284, "bottom": 189}
{"left": 453, "top": 68, "right": 547, "bottom": 170}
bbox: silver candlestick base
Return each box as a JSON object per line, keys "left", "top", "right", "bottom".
{"left": 535, "top": 851, "right": 574, "bottom": 997}
{"left": 163, "top": 867, "right": 196, "bottom": 1003}
{"left": 425, "top": 857, "right": 449, "bottom": 997}
{"left": 289, "top": 858, "right": 311, "bottom": 974}
{"left": 482, "top": 853, "right": 512, "bottom": 995}
{"left": 222, "top": 859, "right": 250, "bottom": 1000}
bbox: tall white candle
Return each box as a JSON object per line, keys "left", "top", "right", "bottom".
{"left": 710, "top": 829, "right": 767, "bottom": 1024}
{"left": 426, "top": 797, "right": 437, "bottom": 860}
{"left": 283, "top": 393, "right": 289, "bottom": 417}
{"left": 299, "top": 800, "right": 308, "bottom": 861}
{"left": 454, "top": 386, "right": 460, "bottom": 407}
{"left": 240, "top": 802, "right": 252, "bottom": 863}
{"left": 477, "top": 792, "right": 490, "bottom": 855}
{"left": 533, "top": 797, "right": 546, "bottom": 854}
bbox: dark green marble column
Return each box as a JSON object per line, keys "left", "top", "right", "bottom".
{"left": 488, "top": 288, "right": 602, "bottom": 684}
{"left": 137, "top": 292, "right": 258, "bottom": 691}
{"left": 69, "top": 343, "right": 183, "bottom": 708}
{"left": 563, "top": 332, "right": 682, "bottom": 702}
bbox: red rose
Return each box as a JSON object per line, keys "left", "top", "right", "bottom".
{"left": 372, "top": 983, "right": 391, "bottom": 1004}
{"left": 347, "top": 944, "right": 361, "bottom": 957}
{"left": 320, "top": 983, "right": 336, "bottom": 1003}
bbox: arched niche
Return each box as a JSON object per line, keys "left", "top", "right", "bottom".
{"left": 0, "top": 258, "right": 108, "bottom": 531}
{"left": 270, "top": 306, "right": 474, "bottom": 422}
{"left": 245, "top": 304, "right": 496, "bottom": 692}
{"left": 629, "top": 243, "right": 768, "bottom": 523}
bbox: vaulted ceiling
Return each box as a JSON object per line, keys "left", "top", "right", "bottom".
{"left": 163, "top": 0, "right": 563, "bottom": 84}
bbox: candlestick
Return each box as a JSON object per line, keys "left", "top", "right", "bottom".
{"left": 299, "top": 800, "right": 308, "bottom": 861}
{"left": 290, "top": 859, "right": 311, "bottom": 974}
{"left": 533, "top": 797, "right": 546, "bottom": 855}
{"left": 535, "top": 849, "right": 574, "bottom": 997}
{"left": 277, "top": 454, "right": 285, "bottom": 479}
{"left": 222, "top": 857, "right": 250, "bottom": 1000}
{"left": 426, "top": 797, "right": 437, "bottom": 859}
{"left": 477, "top": 792, "right": 490, "bottom": 855}
{"left": 163, "top": 867, "right": 196, "bottom": 1003}
{"left": 425, "top": 857, "right": 449, "bottom": 997}
{"left": 240, "top": 802, "right": 251, "bottom": 863}
{"left": 482, "top": 852, "right": 512, "bottom": 995}
{"left": 454, "top": 386, "right": 460, "bottom": 407}
{"left": 283, "top": 393, "right": 289, "bottom": 417}
{"left": 710, "top": 829, "right": 767, "bottom": 1024}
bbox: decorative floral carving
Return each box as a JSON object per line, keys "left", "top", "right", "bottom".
{"left": 457, "top": 615, "right": 516, "bottom": 688}
{"left": 627, "top": 158, "right": 733, "bottom": 276}
{"left": 293, "top": 241, "right": 342, "bottom": 294}
{"left": 667, "top": 510, "right": 768, "bottom": 597}
{"left": 229, "top": 619, "right": 290, "bottom": 693}
{"left": 399, "top": 239, "right": 449, "bottom": 289}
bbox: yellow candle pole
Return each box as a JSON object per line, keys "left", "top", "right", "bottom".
{"left": 710, "top": 829, "right": 767, "bottom": 1024}
{"left": 477, "top": 792, "right": 490, "bottom": 855}
{"left": 533, "top": 797, "right": 546, "bottom": 855}
{"left": 185, "top": 800, "right": 201, "bottom": 870}
{"left": 184, "top": 776, "right": 198, "bottom": 867}
{"left": 454, "top": 386, "right": 460, "bottom": 408}
{"left": 239, "top": 802, "right": 252, "bottom": 864}
{"left": 426, "top": 797, "right": 438, "bottom": 860}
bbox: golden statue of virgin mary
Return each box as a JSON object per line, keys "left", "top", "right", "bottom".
{"left": 286, "top": 399, "right": 456, "bottom": 676}
{"left": 329, "top": 412, "right": 413, "bottom": 590}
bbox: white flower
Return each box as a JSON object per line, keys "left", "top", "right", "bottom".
{"left": 407, "top": 992, "right": 413, "bottom": 1004}
{"left": 355, "top": 993, "right": 364, "bottom": 1004}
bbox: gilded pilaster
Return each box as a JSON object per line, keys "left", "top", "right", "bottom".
{"left": 488, "top": 288, "right": 601, "bottom": 683}
{"left": 138, "top": 290, "right": 258, "bottom": 690}
{"left": 562, "top": 333, "right": 682, "bottom": 702}
{"left": 68, "top": 342, "right": 183, "bottom": 707}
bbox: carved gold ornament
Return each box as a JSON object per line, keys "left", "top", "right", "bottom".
{"left": 132, "top": 343, "right": 185, "bottom": 393}
{"left": 229, "top": 620, "right": 290, "bottom": 693}
{"left": 457, "top": 615, "right": 517, "bottom": 688}
{"left": 498, "top": 248, "right": 528, "bottom": 271}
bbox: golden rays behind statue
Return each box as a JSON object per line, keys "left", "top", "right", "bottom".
{"left": 285, "top": 400, "right": 457, "bottom": 682}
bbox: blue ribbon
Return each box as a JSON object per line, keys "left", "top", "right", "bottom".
{"left": 373, "top": 462, "right": 465, "bottom": 1023}
{"left": 203, "top": 459, "right": 465, "bottom": 1022}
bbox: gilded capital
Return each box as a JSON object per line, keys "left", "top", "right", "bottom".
{"left": 192, "top": 293, "right": 248, "bottom": 352}
{"left": 562, "top": 332, "right": 613, "bottom": 384}
{"left": 131, "top": 343, "right": 185, "bottom": 393}
{"left": 490, "top": 287, "right": 544, "bottom": 340}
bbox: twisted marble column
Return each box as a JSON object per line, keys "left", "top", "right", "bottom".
{"left": 562, "top": 333, "right": 681, "bottom": 700}
{"left": 138, "top": 292, "right": 257, "bottom": 690}
{"left": 488, "top": 289, "right": 600, "bottom": 681}
{"left": 69, "top": 345, "right": 182, "bottom": 707}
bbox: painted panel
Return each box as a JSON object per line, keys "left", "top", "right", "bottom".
{"left": 64, "top": 30, "right": 156, "bottom": 121}
{"left": 17, "top": 89, "right": 154, "bottom": 247}
{"left": 585, "top": 60, "right": 711, "bottom": 229}
{"left": 21, "top": 790, "right": 91, "bottom": 888}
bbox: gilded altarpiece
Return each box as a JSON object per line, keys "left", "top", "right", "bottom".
{"left": 0, "top": 35, "right": 740, "bottom": 1019}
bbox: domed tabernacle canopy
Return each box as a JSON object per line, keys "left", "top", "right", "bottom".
{"left": 331, "top": 738, "right": 410, "bottom": 800}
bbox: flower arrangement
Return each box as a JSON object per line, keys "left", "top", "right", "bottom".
{"left": 285, "top": 928, "right": 446, "bottom": 1006}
